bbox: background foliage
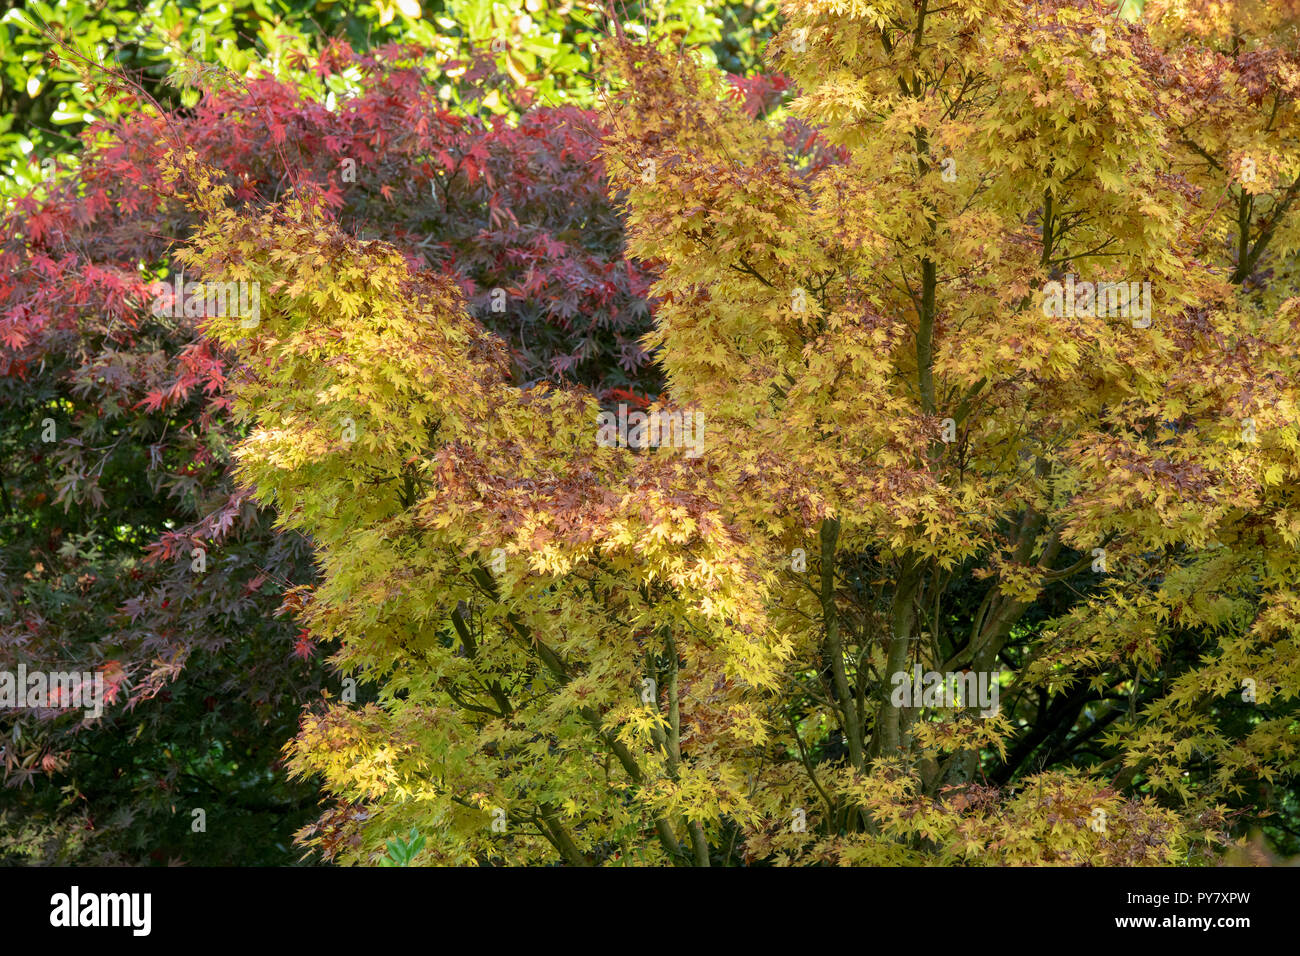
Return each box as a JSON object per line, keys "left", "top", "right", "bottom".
{"left": 0, "top": 0, "right": 778, "bottom": 194}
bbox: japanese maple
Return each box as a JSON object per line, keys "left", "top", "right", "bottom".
{"left": 179, "top": 1, "right": 1300, "bottom": 865}
{"left": 0, "top": 41, "right": 659, "bottom": 863}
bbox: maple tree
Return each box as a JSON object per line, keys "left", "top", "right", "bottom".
{"left": 0, "top": 38, "right": 663, "bottom": 863}
{"left": 167, "top": 0, "right": 1300, "bottom": 865}
{"left": 0, "top": 0, "right": 778, "bottom": 195}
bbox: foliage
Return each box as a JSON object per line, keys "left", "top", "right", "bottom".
{"left": 0, "top": 0, "right": 779, "bottom": 196}
{"left": 0, "top": 40, "right": 660, "bottom": 863}
{"left": 599, "top": 0, "right": 1300, "bottom": 863}
{"left": 380, "top": 827, "right": 425, "bottom": 865}
{"left": 172, "top": 0, "right": 1300, "bottom": 866}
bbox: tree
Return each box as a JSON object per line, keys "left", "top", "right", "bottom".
{"left": 0, "top": 0, "right": 779, "bottom": 196}
{"left": 0, "top": 39, "right": 660, "bottom": 863}
{"left": 177, "top": 0, "right": 1298, "bottom": 866}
